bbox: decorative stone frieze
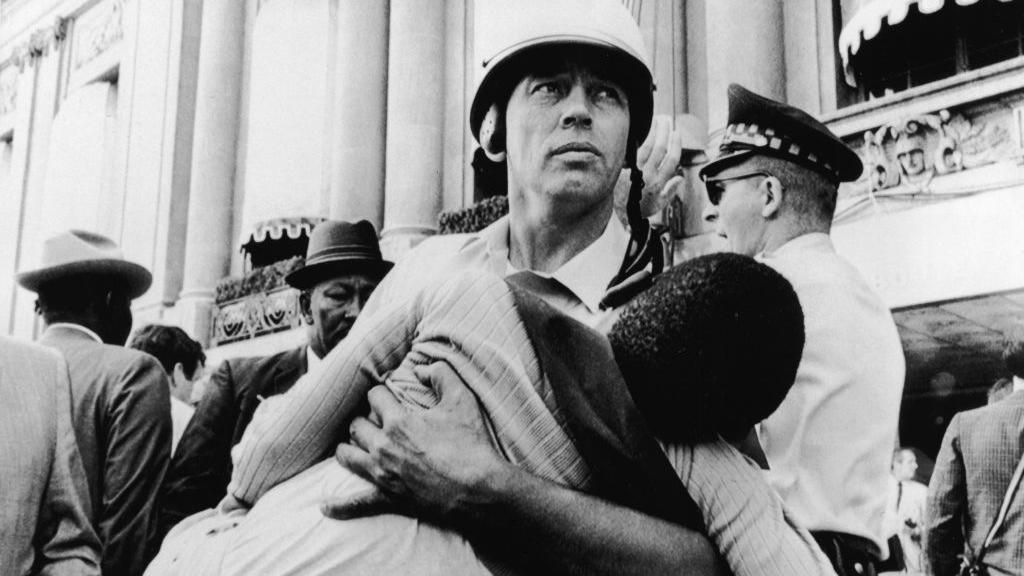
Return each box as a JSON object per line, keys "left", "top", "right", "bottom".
{"left": 8, "top": 16, "right": 68, "bottom": 69}
{"left": 72, "top": 0, "right": 124, "bottom": 70}
{"left": 0, "top": 64, "right": 17, "bottom": 118}
{"left": 843, "top": 108, "right": 1015, "bottom": 199}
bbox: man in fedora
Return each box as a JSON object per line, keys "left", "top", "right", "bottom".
{"left": 159, "top": 219, "right": 392, "bottom": 535}
{"left": 17, "top": 229, "right": 172, "bottom": 576}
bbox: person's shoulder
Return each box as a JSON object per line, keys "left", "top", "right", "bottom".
{"left": 0, "top": 335, "right": 64, "bottom": 367}
{"left": 228, "top": 346, "right": 303, "bottom": 372}
{"left": 956, "top": 394, "right": 1024, "bottom": 430}
{"left": 0, "top": 336, "right": 67, "bottom": 396}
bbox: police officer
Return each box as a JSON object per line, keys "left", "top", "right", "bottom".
{"left": 701, "top": 84, "right": 905, "bottom": 576}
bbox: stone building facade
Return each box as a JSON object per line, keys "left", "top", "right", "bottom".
{"left": 2, "top": 0, "right": 1023, "bottom": 455}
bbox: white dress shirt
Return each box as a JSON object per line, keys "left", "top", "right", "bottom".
{"left": 363, "top": 214, "right": 629, "bottom": 332}
{"left": 757, "top": 233, "right": 906, "bottom": 555}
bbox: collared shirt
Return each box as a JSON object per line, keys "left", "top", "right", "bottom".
{"left": 46, "top": 322, "right": 103, "bottom": 344}
{"left": 663, "top": 440, "right": 837, "bottom": 576}
{"left": 756, "top": 233, "right": 906, "bottom": 555}
{"left": 170, "top": 397, "right": 195, "bottom": 455}
{"left": 364, "top": 214, "right": 629, "bottom": 332}
{"left": 305, "top": 346, "right": 322, "bottom": 373}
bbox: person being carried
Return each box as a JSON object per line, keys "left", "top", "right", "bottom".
{"left": 145, "top": 253, "right": 835, "bottom": 576}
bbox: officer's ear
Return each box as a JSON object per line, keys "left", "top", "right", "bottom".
{"left": 479, "top": 103, "right": 507, "bottom": 162}
{"left": 760, "top": 175, "right": 784, "bottom": 219}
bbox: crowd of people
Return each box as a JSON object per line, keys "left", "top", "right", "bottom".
{"left": 2, "top": 1, "right": 1022, "bottom": 575}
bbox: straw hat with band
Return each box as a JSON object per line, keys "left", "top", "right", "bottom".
{"left": 17, "top": 230, "right": 152, "bottom": 299}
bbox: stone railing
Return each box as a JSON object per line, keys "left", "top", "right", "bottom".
{"left": 210, "top": 286, "right": 302, "bottom": 346}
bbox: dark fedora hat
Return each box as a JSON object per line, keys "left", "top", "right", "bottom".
{"left": 285, "top": 220, "right": 393, "bottom": 290}
{"left": 17, "top": 230, "right": 153, "bottom": 299}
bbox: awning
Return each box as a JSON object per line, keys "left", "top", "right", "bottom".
{"left": 838, "top": 0, "right": 1019, "bottom": 86}
{"left": 241, "top": 216, "right": 326, "bottom": 251}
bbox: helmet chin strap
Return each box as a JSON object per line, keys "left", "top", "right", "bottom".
{"left": 601, "top": 142, "right": 665, "bottom": 309}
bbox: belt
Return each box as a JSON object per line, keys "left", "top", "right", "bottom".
{"left": 811, "top": 531, "right": 882, "bottom": 576}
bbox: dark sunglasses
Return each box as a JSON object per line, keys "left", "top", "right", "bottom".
{"left": 703, "top": 171, "right": 771, "bottom": 205}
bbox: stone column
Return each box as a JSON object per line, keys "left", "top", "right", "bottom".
{"left": 703, "top": 0, "right": 785, "bottom": 129}
{"left": 328, "top": 0, "right": 388, "bottom": 230}
{"left": 178, "top": 0, "right": 245, "bottom": 345}
{"left": 380, "top": 0, "right": 446, "bottom": 260}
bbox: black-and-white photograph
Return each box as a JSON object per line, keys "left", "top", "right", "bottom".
{"left": 1, "top": 0, "right": 1022, "bottom": 574}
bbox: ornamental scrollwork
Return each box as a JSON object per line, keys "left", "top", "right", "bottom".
{"left": 0, "top": 65, "right": 17, "bottom": 117}
{"left": 852, "top": 109, "right": 1012, "bottom": 194}
{"left": 210, "top": 287, "right": 303, "bottom": 346}
{"left": 8, "top": 16, "right": 68, "bottom": 69}
{"left": 72, "top": 0, "right": 124, "bottom": 70}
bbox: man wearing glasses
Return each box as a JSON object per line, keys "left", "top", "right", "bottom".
{"left": 701, "top": 84, "right": 906, "bottom": 576}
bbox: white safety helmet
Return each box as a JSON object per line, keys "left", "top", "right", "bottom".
{"left": 470, "top": 0, "right": 655, "bottom": 154}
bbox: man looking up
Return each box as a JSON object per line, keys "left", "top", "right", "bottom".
{"left": 323, "top": 2, "right": 727, "bottom": 574}
{"left": 699, "top": 84, "right": 906, "bottom": 575}
{"left": 17, "top": 230, "right": 171, "bottom": 576}
{"left": 159, "top": 219, "right": 391, "bottom": 534}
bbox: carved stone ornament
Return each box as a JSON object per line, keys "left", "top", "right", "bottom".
{"left": 210, "top": 286, "right": 303, "bottom": 346}
{"left": 852, "top": 109, "right": 1013, "bottom": 194}
{"left": 9, "top": 17, "right": 68, "bottom": 70}
{"left": 73, "top": 0, "right": 125, "bottom": 70}
{"left": 0, "top": 65, "right": 17, "bottom": 117}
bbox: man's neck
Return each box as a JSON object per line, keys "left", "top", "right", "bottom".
{"left": 46, "top": 321, "right": 105, "bottom": 344}
{"left": 508, "top": 198, "right": 612, "bottom": 274}
{"left": 761, "top": 220, "right": 831, "bottom": 254}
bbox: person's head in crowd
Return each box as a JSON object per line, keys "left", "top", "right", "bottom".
{"left": 1003, "top": 329, "right": 1024, "bottom": 382}
{"left": 608, "top": 252, "right": 805, "bottom": 443}
{"left": 18, "top": 230, "right": 152, "bottom": 345}
{"left": 128, "top": 324, "right": 206, "bottom": 405}
{"left": 471, "top": 0, "right": 662, "bottom": 286}
{"left": 285, "top": 220, "right": 393, "bottom": 359}
{"left": 891, "top": 447, "right": 919, "bottom": 482}
{"left": 988, "top": 377, "right": 1013, "bottom": 405}
{"left": 701, "top": 84, "right": 864, "bottom": 257}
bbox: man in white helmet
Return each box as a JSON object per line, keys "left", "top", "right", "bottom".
{"left": 322, "top": 1, "right": 728, "bottom": 574}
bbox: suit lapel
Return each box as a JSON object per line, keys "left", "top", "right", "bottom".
{"left": 262, "top": 346, "right": 306, "bottom": 397}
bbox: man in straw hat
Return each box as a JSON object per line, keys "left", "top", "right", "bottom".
{"left": 699, "top": 84, "right": 905, "bottom": 575}
{"left": 317, "top": 1, "right": 729, "bottom": 573}
{"left": 159, "top": 219, "right": 392, "bottom": 536}
{"left": 18, "top": 229, "right": 171, "bottom": 576}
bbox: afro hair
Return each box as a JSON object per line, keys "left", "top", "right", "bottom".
{"left": 607, "top": 252, "right": 805, "bottom": 443}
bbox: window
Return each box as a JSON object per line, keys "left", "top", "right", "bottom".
{"left": 839, "top": 1, "right": 1024, "bottom": 105}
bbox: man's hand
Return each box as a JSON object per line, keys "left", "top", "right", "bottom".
{"left": 324, "top": 362, "right": 510, "bottom": 522}
{"left": 615, "top": 115, "right": 686, "bottom": 219}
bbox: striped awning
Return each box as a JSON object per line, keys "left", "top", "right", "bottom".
{"left": 838, "top": 0, "right": 1020, "bottom": 86}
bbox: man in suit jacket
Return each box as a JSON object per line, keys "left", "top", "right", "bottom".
{"left": 925, "top": 334, "right": 1024, "bottom": 576}
{"left": 0, "top": 336, "right": 101, "bottom": 576}
{"left": 159, "top": 220, "right": 392, "bottom": 533}
{"left": 18, "top": 230, "right": 172, "bottom": 576}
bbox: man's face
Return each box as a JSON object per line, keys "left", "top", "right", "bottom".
{"left": 302, "top": 272, "right": 379, "bottom": 358}
{"left": 172, "top": 361, "right": 205, "bottom": 405}
{"left": 701, "top": 161, "right": 771, "bottom": 257}
{"left": 504, "top": 60, "right": 630, "bottom": 216}
{"left": 892, "top": 450, "right": 918, "bottom": 482}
